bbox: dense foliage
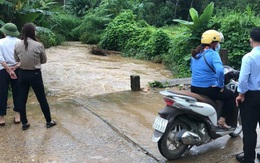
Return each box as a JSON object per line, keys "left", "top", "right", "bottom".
{"left": 65, "top": 0, "right": 102, "bottom": 17}
{"left": 50, "top": 13, "right": 81, "bottom": 41}
{"left": 99, "top": 10, "right": 171, "bottom": 63}
{"left": 36, "top": 26, "right": 64, "bottom": 48}
{"left": 1, "top": 0, "right": 260, "bottom": 77}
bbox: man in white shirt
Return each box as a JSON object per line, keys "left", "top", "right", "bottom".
{"left": 0, "top": 23, "right": 21, "bottom": 125}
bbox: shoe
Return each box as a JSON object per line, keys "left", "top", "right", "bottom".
{"left": 22, "top": 123, "right": 30, "bottom": 130}
{"left": 46, "top": 121, "right": 56, "bottom": 128}
{"left": 236, "top": 153, "right": 255, "bottom": 163}
{"left": 217, "top": 119, "right": 231, "bottom": 129}
{"left": 0, "top": 122, "right": 5, "bottom": 126}
{"left": 14, "top": 117, "right": 20, "bottom": 124}
{"left": 236, "top": 153, "right": 244, "bottom": 162}
{"left": 257, "top": 152, "right": 260, "bottom": 159}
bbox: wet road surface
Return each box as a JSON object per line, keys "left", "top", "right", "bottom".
{"left": 1, "top": 42, "right": 260, "bottom": 162}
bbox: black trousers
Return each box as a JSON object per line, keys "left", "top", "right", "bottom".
{"left": 191, "top": 86, "right": 236, "bottom": 120}
{"left": 240, "top": 90, "right": 260, "bottom": 161}
{"left": 0, "top": 69, "right": 19, "bottom": 115}
{"left": 18, "top": 69, "right": 52, "bottom": 124}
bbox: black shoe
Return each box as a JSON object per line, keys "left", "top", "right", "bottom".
{"left": 236, "top": 153, "right": 244, "bottom": 162}
{"left": 46, "top": 121, "right": 56, "bottom": 128}
{"left": 22, "top": 123, "right": 30, "bottom": 130}
{"left": 257, "top": 152, "right": 260, "bottom": 159}
{"left": 236, "top": 153, "right": 255, "bottom": 163}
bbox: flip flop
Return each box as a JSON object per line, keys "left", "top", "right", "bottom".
{"left": 14, "top": 117, "right": 20, "bottom": 124}
{"left": 0, "top": 123, "right": 5, "bottom": 126}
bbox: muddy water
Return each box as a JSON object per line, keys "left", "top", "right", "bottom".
{"left": 42, "top": 42, "right": 173, "bottom": 99}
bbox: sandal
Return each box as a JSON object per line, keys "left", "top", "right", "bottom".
{"left": 0, "top": 116, "right": 5, "bottom": 126}
{"left": 217, "top": 119, "right": 231, "bottom": 129}
{"left": 14, "top": 117, "right": 20, "bottom": 124}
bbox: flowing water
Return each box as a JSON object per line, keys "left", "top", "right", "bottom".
{"left": 42, "top": 42, "right": 173, "bottom": 99}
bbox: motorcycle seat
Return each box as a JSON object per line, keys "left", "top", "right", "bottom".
{"left": 169, "top": 90, "right": 221, "bottom": 110}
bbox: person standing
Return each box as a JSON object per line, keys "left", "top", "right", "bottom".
{"left": 14, "top": 23, "right": 56, "bottom": 130}
{"left": 0, "top": 23, "right": 21, "bottom": 125}
{"left": 235, "top": 27, "right": 260, "bottom": 163}
{"left": 190, "top": 29, "right": 237, "bottom": 129}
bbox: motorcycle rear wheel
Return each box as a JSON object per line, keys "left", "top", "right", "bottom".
{"left": 158, "top": 119, "right": 190, "bottom": 160}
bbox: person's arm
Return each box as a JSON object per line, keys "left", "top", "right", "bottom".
{"left": 10, "top": 62, "right": 20, "bottom": 71}
{"left": 0, "top": 61, "right": 17, "bottom": 79}
{"left": 237, "top": 55, "right": 250, "bottom": 94}
{"left": 212, "top": 52, "right": 224, "bottom": 88}
{"left": 39, "top": 44, "right": 47, "bottom": 64}
{"left": 236, "top": 54, "right": 250, "bottom": 106}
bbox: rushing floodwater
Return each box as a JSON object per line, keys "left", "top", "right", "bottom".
{"left": 42, "top": 42, "right": 173, "bottom": 99}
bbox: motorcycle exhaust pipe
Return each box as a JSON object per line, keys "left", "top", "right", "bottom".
{"left": 175, "top": 129, "right": 201, "bottom": 145}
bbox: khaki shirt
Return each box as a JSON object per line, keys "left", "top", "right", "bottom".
{"left": 14, "top": 37, "right": 46, "bottom": 70}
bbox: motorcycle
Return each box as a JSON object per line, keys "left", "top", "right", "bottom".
{"left": 152, "top": 65, "right": 241, "bottom": 160}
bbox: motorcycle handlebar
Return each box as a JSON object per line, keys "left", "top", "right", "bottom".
{"left": 224, "top": 70, "right": 240, "bottom": 84}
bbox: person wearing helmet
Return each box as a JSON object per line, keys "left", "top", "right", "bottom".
{"left": 190, "top": 29, "right": 236, "bottom": 129}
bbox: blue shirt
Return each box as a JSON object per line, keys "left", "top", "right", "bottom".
{"left": 237, "top": 46, "right": 260, "bottom": 94}
{"left": 191, "top": 49, "right": 224, "bottom": 88}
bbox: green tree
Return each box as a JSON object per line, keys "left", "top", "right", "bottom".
{"left": 0, "top": 0, "right": 57, "bottom": 30}
{"left": 173, "top": 2, "right": 214, "bottom": 40}
{"left": 65, "top": 0, "right": 102, "bottom": 17}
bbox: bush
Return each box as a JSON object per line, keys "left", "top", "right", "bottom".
{"left": 99, "top": 10, "right": 140, "bottom": 51}
{"left": 162, "top": 26, "right": 193, "bottom": 77}
{"left": 36, "top": 26, "right": 65, "bottom": 48}
{"left": 73, "top": 13, "right": 110, "bottom": 44}
{"left": 100, "top": 10, "right": 171, "bottom": 63}
{"left": 51, "top": 13, "right": 81, "bottom": 41}
{"left": 217, "top": 9, "right": 259, "bottom": 69}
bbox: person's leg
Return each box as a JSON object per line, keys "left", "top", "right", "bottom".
{"left": 18, "top": 71, "right": 30, "bottom": 125}
{"left": 191, "top": 86, "right": 235, "bottom": 128}
{"left": 30, "top": 70, "right": 52, "bottom": 122}
{"left": 10, "top": 69, "right": 20, "bottom": 122}
{"left": 0, "top": 70, "right": 11, "bottom": 124}
{"left": 240, "top": 91, "right": 259, "bottom": 161}
{"left": 11, "top": 69, "right": 20, "bottom": 112}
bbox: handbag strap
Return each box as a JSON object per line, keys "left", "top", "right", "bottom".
{"left": 203, "top": 53, "right": 216, "bottom": 74}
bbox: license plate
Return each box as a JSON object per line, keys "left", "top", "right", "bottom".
{"left": 153, "top": 116, "right": 168, "bottom": 133}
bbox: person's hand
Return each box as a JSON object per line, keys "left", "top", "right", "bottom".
{"left": 6, "top": 69, "right": 17, "bottom": 79}
{"left": 9, "top": 71, "right": 17, "bottom": 79}
{"left": 10, "top": 66, "right": 16, "bottom": 71}
{"left": 10, "top": 64, "right": 19, "bottom": 71}
{"left": 236, "top": 94, "right": 245, "bottom": 107}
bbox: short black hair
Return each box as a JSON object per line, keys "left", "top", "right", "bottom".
{"left": 250, "top": 27, "right": 260, "bottom": 42}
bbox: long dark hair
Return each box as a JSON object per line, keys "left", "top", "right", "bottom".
{"left": 191, "top": 44, "right": 208, "bottom": 59}
{"left": 21, "top": 23, "right": 38, "bottom": 50}
{"left": 191, "top": 41, "right": 218, "bottom": 59}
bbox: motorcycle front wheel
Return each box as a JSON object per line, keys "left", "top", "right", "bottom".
{"left": 158, "top": 119, "right": 190, "bottom": 160}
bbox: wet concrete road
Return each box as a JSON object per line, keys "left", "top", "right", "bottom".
{"left": 1, "top": 42, "right": 260, "bottom": 162}
{"left": 3, "top": 89, "right": 260, "bottom": 163}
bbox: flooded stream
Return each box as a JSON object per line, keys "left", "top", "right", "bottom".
{"left": 42, "top": 42, "right": 173, "bottom": 99}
